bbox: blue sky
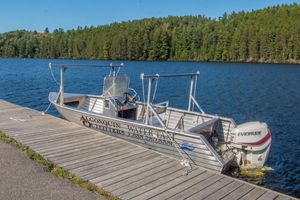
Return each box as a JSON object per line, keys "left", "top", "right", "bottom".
{"left": 0, "top": 0, "right": 299, "bottom": 33}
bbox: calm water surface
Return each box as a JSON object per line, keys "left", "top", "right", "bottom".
{"left": 0, "top": 58, "right": 299, "bottom": 197}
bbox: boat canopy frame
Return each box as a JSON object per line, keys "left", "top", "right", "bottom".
{"left": 140, "top": 71, "right": 205, "bottom": 126}
{"left": 49, "top": 63, "right": 124, "bottom": 106}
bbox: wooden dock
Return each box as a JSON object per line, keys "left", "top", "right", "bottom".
{"left": 0, "top": 100, "right": 296, "bottom": 200}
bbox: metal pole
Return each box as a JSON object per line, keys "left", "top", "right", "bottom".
{"left": 188, "top": 76, "right": 194, "bottom": 111}
{"left": 145, "top": 78, "right": 153, "bottom": 125}
{"left": 192, "top": 75, "right": 197, "bottom": 111}
{"left": 112, "top": 66, "right": 116, "bottom": 77}
{"left": 59, "top": 66, "right": 64, "bottom": 105}
{"left": 142, "top": 71, "right": 200, "bottom": 78}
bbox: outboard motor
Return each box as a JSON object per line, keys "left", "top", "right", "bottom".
{"left": 230, "top": 121, "right": 271, "bottom": 169}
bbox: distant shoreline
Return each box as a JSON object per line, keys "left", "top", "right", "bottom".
{"left": 0, "top": 57, "right": 299, "bottom": 65}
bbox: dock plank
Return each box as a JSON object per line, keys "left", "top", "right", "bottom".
{"left": 114, "top": 167, "right": 186, "bottom": 199}
{"left": 202, "top": 180, "right": 243, "bottom": 200}
{"left": 257, "top": 191, "right": 279, "bottom": 200}
{"left": 59, "top": 146, "right": 140, "bottom": 168}
{"left": 221, "top": 183, "right": 254, "bottom": 200}
{"left": 184, "top": 177, "right": 233, "bottom": 200}
{"left": 40, "top": 138, "right": 116, "bottom": 157}
{"left": 61, "top": 145, "right": 138, "bottom": 169}
{"left": 48, "top": 142, "right": 137, "bottom": 164}
{"left": 81, "top": 152, "right": 158, "bottom": 179}
{"left": 10, "top": 126, "right": 82, "bottom": 138}
{"left": 102, "top": 160, "right": 179, "bottom": 191}
{"left": 16, "top": 128, "right": 96, "bottom": 143}
{"left": 106, "top": 162, "right": 184, "bottom": 193}
{"left": 92, "top": 158, "right": 174, "bottom": 185}
{"left": 239, "top": 187, "right": 266, "bottom": 200}
{"left": 36, "top": 137, "right": 111, "bottom": 154}
{"left": 121, "top": 169, "right": 206, "bottom": 199}
{"left": 99, "top": 159, "right": 175, "bottom": 186}
{"left": 69, "top": 148, "right": 147, "bottom": 174}
{"left": 149, "top": 171, "right": 223, "bottom": 200}
{"left": 166, "top": 174, "right": 221, "bottom": 200}
{"left": 28, "top": 133, "right": 108, "bottom": 150}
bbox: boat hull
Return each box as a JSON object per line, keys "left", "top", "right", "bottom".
{"left": 52, "top": 102, "right": 227, "bottom": 172}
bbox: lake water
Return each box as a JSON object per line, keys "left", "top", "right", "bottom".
{"left": 0, "top": 58, "right": 299, "bottom": 197}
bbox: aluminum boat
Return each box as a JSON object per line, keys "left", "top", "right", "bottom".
{"left": 48, "top": 63, "right": 271, "bottom": 173}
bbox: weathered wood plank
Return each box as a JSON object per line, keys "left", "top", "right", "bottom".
{"left": 239, "top": 187, "right": 266, "bottom": 200}
{"left": 217, "top": 183, "right": 254, "bottom": 200}
{"left": 50, "top": 145, "right": 139, "bottom": 166}
{"left": 92, "top": 158, "right": 175, "bottom": 186}
{"left": 69, "top": 147, "right": 147, "bottom": 174}
{"left": 0, "top": 106, "right": 28, "bottom": 114}
{"left": 120, "top": 168, "right": 206, "bottom": 199}
{"left": 60, "top": 145, "right": 138, "bottom": 169}
{"left": 35, "top": 136, "right": 111, "bottom": 154}
{"left": 20, "top": 131, "right": 99, "bottom": 147}
{"left": 89, "top": 156, "right": 168, "bottom": 185}
{"left": 166, "top": 174, "right": 221, "bottom": 200}
{"left": 28, "top": 132, "right": 107, "bottom": 150}
{"left": 0, "top": 101, "right": 20, "bottom": 109}
{"left": 111, "top": 165, "right": 186, "bottom": 198}
{"left": 0, "top": 119, "right": 71, "bottom": 135}
{"left": 9, "top": 126, "right": 80, "bottom": 138}
{"left": 102, "top": 160, "right": 180, "bottom": 191}
{"left": 0, "top": 119, "right": 51, "bottom": 132}
{"left": 80, "top": 152, "right": 157, "bottom": 179}
{"left": 257, "top": 192, "right": 279, "bottom": 200}
{"left": 99, "top": 159, "right": 175, "bottom": 186}
{"left": 39, "top": 137, "right": 116, "bottom": 157}
{"left": 47, "top": 141, "right": 135, "bottom": 164}
{"left": 150, "top": 171, "right": 225, "bottom": 200}
{"left": 178, "top": 177, "right": 232, "bottom": 200}
{"left": 203, "top": 181, "right": 243, "bottom": 200}
{"left": 15, "top": 127, "right": 92, "bottom": 141}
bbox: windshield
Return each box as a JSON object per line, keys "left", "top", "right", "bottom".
{"left": 103, "top": 76, "right": 129, "bottom": 97}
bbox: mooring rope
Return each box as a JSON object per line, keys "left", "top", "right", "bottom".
{"left": 41, "top": 102, "right": 52, "bottom": 115}
{"left": 49, "top": 64, "right": 60, "bottom": 86}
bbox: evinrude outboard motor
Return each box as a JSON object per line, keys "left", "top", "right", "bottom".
{"left": 230, "top": 121, "right": 271, "bottom": 169}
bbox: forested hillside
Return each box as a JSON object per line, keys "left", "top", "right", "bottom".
{"left": 1, "top": 3, "right": 300, "bottom": 63}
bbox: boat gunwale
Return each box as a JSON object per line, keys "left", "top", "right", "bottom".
{"left": 60, "top": 92, "right": 237, "bottom": 127}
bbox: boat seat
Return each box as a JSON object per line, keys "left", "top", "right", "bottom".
{"left": 188, "top": 118, "right": 219, "bottom": 138}
{"left": 149, "top": 116, "right": 165, "bottom": 127}
{"left": 82, "top": 97, "right": 103, "bottom": 114}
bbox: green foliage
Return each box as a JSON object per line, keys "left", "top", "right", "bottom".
{"left": 0, "top": 3, "right": 300, "bottom": 63}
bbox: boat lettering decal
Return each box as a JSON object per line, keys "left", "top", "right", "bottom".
{"left": 80, "top": 116, "right": 125, "bottom": 134}
{"left": 80, "top": 116, "right": 121, "bottom": 128}
{"left": 80, "top": 116, "right": 173, "bottom": 146}
{"left": 237, "top": 131, "right": 261, "bottom": 136}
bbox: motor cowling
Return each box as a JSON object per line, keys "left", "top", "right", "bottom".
{"left": 231, "top": 121, "right": 271, "bottom": 169}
